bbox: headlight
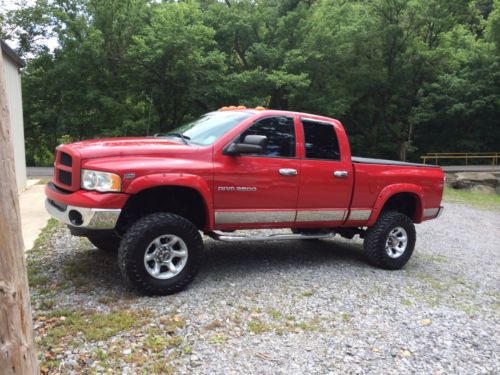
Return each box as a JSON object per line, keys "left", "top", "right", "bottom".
{"left": 81, "top": 169, "right": 121, "bottom": 192}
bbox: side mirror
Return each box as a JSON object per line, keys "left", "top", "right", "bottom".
{"left": 225, "top": 135, "right": 267, "bottom": 155}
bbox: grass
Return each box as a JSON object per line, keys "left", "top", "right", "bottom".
{"left": 37, "top": 309, "right": 153, "bottom": 347}
{"left": 247, "top": 320, "right": 271, "bottom": 334}
{"left": 30, "top": 218, "right": 59, "bottom": 254}
{"left": 415, "top": 272, "right": 446, "bottom": 291}
{"left": 27, "top": 218, "right": 60, "bottom": 290}
{"left": 208, "top": 333, "right": 228, "bottom": 344}
{"left": 400, "top": 298, "right": 413, "bottom": 307}
{"left": 144, "top": 334, "right": 183, "bottom": 352}
{"left": 341, "top": 312, "right": 350, "bottom": 323}
{"left": 443, "top": 187, "right": 500, "bottom": 209}
{"left": 300, "top": 290, "right": 315, "bottom": 297}
{"left": 266, "top": 308, "right": 283, "bottom": 320}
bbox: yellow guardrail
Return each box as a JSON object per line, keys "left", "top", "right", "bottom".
{"left": 420, "top": 152, "right": 500, "bottom": 166}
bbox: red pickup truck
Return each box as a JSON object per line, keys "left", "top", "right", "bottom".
{"left": 45, "top": 107, "right": 444, "bottom": 295}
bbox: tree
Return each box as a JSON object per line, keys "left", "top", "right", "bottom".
{"left": 127, "top": 2, "right": 226, "bottom": 131}
{"left": 204, "top": 0, "right": 310, "bottom": 109}
{"left": 3, "top": 0, "right": 499, "bottom": 164}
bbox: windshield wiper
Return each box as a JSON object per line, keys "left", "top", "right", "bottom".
{"left": 155, "top": 133, "right": 191, "bottom": 145}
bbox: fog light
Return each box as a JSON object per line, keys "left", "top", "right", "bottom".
{"left": 69, "top": 210, "right": 83, "bottom": 226}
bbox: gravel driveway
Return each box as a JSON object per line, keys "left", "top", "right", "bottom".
{"left": 29, "top": 202, "right": 499, "bottom": 374}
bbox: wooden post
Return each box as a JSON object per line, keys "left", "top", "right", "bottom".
{"left": 0, "top": 48, "right": 38, "bottom": 374}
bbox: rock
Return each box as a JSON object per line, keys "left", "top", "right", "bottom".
{"left": 452, "top": 172, "right": 499, "bottom": 187}
{"left": 469, "top": 185, "right": 497, "bottom": 195}
{"left": 122, "top": 348, "right": 132, "bottom": 355}
{"left": 401, "top": 350, "right": 412, "bottom": 358}
{"left": 449, "top": 172, "right": 499, "bottom": 194}
{"left": 420, "top": 319, "right": 432, "bottom": 326}
{"left": 456, "top": 172, "right": 498, "bottom": 184}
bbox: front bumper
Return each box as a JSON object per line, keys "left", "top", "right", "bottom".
{"left": 45, "top": 182, "right": 128, "bottom": 229}
{"left": 45, "top": 199, "right": 121, "bottom": 229}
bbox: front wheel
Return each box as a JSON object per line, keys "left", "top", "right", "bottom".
{"left": 118, "top": 213, "right": 203, "bottom": 295}
{"left": 363, "top": 211, "right": 416, "bottom": 270}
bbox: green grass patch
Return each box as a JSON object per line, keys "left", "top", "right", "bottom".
{"left": 300, "top": 290, "right": 314, "bottom": 297}
{"left": 27, "top": 219, "right": 61, "bottom": 290}
{"left": 208, "top": 333, "right": 228, "bottom": 344}
{"left": 400, "top": 298, "right": 413, "bottom": 306}
{"left": 28, "top": 268, "right": 50, "bottom": 287}
{"left": 31, "top": 218, "right": 59, "bottom": 252}
{"left": 247, "top": 320, "right": 271, "bottom": 334}
{"left": 144, "top": 334, "right": 183, "bottom": 352}
{"left": 266, "top": 308, "right": 283, "bottom": 320}
{"left": 293, "top": 319, "right": 320, "bottom": 331}
{"left": 341, "top": 312, "right": 350, "bottom": 323}
{"left": 38, "top": 309, "right": 153, "bottom": 348}
{"left": 443, "top": 187, "right": 500, "bottom": 209}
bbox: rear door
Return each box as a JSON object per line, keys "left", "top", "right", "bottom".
{"left": 295, "top": 119, "right": 353, "bottom": 226}
{"left": 213, "top": 116, "right": 300, "bottom": 229}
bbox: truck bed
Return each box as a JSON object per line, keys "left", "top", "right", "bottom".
{"left": 352, "top": 156, "right": 440, "bottom": 168}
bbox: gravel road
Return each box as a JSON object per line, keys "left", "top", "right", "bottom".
{"left": 29, "top": 202, "right": 499, "bottom": 374}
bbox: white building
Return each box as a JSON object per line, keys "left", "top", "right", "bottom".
{"left": 2, "top": 41, "right": 26, "bottom": 193}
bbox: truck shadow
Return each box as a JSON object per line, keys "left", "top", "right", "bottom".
{"left": 195, "top": 238, "right": 368, "bottom": 281}
{"left": 65, "top": 238, "right": 367, "bottom": 295}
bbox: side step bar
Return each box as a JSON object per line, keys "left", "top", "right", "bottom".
{"left": 207, "top": 230, "right": 335, "bottom": 242}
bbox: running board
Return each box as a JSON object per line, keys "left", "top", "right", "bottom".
{"left": 207, "top": 230, "right": 335, "bottom": 242}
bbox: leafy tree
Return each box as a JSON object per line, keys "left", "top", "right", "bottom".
{"left": 1, "top": 0, "right": 498, "bottom": 164}
{"left": 126, "top": 2, "right": 226, "bottom": 131}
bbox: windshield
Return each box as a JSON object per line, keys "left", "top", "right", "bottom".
{"left": 169, "top": 111, "right": 253, "bottom": 146}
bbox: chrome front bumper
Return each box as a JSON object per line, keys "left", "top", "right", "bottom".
{"left": 45, "top": 199, "right": 121, "bottom": 229}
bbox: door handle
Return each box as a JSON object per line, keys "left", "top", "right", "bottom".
{"left": 333, "top": 170, "right": 349, "bottom": 178}
{"left": 279, "top": 168, "right": 298, "bottom": 176}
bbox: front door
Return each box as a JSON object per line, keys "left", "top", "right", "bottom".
{"left": 295, "top": 118, "right": 354, "bottom": 227}
{"left": 213, "top": 116, "right": 300, "bottom": 229}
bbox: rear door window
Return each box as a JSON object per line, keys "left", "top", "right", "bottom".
{"left": 302, "top": 120, "right": 340, "bottom": 160}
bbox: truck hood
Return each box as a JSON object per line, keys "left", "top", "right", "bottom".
{"left": 60, "top": 137, "right": 199, "bottom": 159}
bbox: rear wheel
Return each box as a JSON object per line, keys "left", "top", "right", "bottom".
{"left": 118, "top": 213, "right": 203, "bottom": 295}
{"left": 363, "top": 211, "right": 416, "bottom": 269}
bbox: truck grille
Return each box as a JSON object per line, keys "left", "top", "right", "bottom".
{"left": 60, "top": 152, "right": 72, "bottom": 167}
{"left": 58, "top": 169, "right": 72, "bottom": 186}
{"left": 53, "top": 148, "right": 79, "bottom": 191}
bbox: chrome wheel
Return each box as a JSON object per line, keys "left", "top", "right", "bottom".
{"left": 385, "top": 227, "right": 408, "bottom": 259}
{"left": 144, "top": 234, "right": 188, "bottom": 280}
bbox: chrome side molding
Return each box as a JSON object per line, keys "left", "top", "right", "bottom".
{"left": 207, "top": 230, "right": 335, "bottom": 242}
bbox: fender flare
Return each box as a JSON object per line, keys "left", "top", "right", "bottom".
{"left": 125, "top": 173, "right": 213, "bottom": 229}
{"left": 367, "top": 184, "right": 424, "bottom": 226}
